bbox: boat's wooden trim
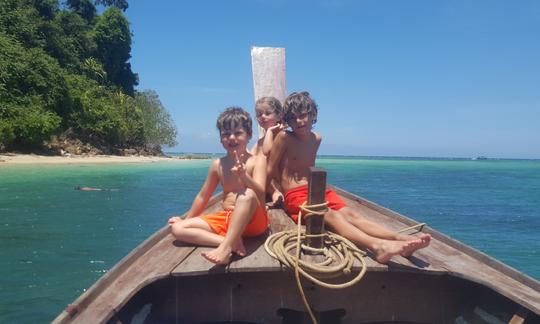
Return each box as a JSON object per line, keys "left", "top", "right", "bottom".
{"left": 332, "top": 186, "right": 540, "bottom": 314}
{"left": 333, "top": 186, "right": 540, "bottom": 289}
{"left": 52, "top": 194, "right": 223, "bottom": 324}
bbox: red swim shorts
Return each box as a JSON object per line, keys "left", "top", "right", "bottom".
{"left": 284, "top": 184, "right": 346, "bottom": 223}
{"left": 200, "top": 204, "right": 268, "bottom": 238}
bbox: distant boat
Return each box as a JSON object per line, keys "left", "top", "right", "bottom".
{"left": 473, "top": 156, "right": 488, "bottom": 160}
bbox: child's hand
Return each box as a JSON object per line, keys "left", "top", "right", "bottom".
{"left": 268, "top": 122, "right": 285, "bottom": 135}
{"left": 231, "top": 151, "right": 246, "bottom": 177}
{"left": 168, "top": 216, "right": 182, "bottom": 225}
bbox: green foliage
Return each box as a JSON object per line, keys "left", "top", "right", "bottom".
{"left": 0, "top": 33, "right": 68, "bottom": 113}
{"left": 66, "top": 0, "right": 96, "bottom": 21}
{"left": 1, "top": 32, "right": 64, "bottom": 147}
{"left": 95, "top": 0, "right": 128, "bottom": 11}
{"left": 33, "top": 0, "right": 59, "bottom": 20}
{"left": 136, "top": 90, "right": 178, "bottom": 147}
{"left": 0, "top": 0, "right": 176, "bottom": 153}
{"left": 43, "top": 11, "right": 95, "bottom": 70}
{"left": 94, "top": 7, "right": 137, "bottom": 95}
{"left": 65, "top": 74, "right": 142, "bottom": 146}
{"left": 1, "top": 99, "right": 62, "bottom": 147}
{"left": 0, "top": 0, "right": 45, "bottom": 48}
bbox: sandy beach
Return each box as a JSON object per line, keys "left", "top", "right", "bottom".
{"left": 0, "top": 154, "right": 181, "bottom": 164}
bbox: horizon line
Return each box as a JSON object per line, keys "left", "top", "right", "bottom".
{"left": 163, "top": 151, "right": 540, "bottom": 161}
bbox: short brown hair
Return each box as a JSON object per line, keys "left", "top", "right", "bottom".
{"left": 283, "top": 91, "right": 318, "bottom": 125}
{"left": 216, "top": 107, "right": 253, "bottom": 137}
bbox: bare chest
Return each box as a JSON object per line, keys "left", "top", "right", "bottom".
{"left": 219, "top": 160, "right": 254, "bottom": 193}
{"left": 282, "top": 139, "right": 318, "bottom": 172}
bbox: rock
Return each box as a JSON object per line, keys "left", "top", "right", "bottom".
{"left": 124, "top": 148, "right": 137, "bottom": 155}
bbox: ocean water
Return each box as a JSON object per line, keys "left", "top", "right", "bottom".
{"left": 0, "top": 157, "right": 539, "bottom": 322}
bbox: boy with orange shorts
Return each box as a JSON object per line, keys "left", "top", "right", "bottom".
{"left": 168, "top": 107, "right": 268, "bottom": 264}
{"left": 268, "top": 92, "right": 431, "bottom": 263}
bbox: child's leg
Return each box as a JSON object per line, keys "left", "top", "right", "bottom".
{"left": 202, "top": 189, "right": 258, "bottom": 265}
{"left": 169, "top": 217, "right": 224, "bottom": 247}
{"left": 267, "top": 180, "right": 283, "bottom": 207}
{"left": 324, "top": 209, "right": 428, "bottom": 263}
{"left": 340, "top": 206, "right": 431, "bottom": 249}
{"left": 339, "top": 207, "right": 406, "bottom": 240}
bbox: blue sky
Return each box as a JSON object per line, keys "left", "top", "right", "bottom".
{"left": 125, "top": 1, "right": 540, "bottom": 158}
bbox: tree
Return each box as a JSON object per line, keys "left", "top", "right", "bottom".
{"left": 96, "top": 0, "right": 129, "bottom": 11}
{"left": 65, "top": 0, "right": 96, "bottom": 21}
{"left": 94, "top": 0, "right": 128, "bottom": 11}
{"left": 0, "top": 0, "right": 178, "bottom": 154}
{"left": 0, "top": 32, "right": 64, "bottom": 148}
{"left": 136, "top": 90, "right": 178, "bottom": 147}
{"left": 93, "top": 7, "right": 137, "bottom": 95}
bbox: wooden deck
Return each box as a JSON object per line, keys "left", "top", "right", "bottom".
{"left": 53, "top": 188, "right": 540, "bottom": 324}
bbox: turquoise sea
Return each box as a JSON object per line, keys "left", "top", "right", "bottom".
{"left": 1, "top": 156, "right": 539, "bottom": 322}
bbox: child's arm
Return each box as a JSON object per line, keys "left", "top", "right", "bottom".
{"left": 262, "top": 123, "right": 284, "bottom": 156}
{"left": 184, "top": 159, "right": 220, "bottom": 218}
{"left": 249, "top": 141, "right": 259, "bottom": 155}
{"left": 232, "top": 152, "right": 266, "bottom": 198}
{"left": 267, "top": 131, "right": 287, "bottom": 185}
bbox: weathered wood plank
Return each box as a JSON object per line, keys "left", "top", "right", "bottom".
{"left": 173, "top": 246, "right": 227, "bottom": 277}
{"left": 66, "top": 235, "right": 194, "bottom": 323}
{"left": 334, "top": 187, "right": 540, "bottom": 314}
{"left": 227, "top": 232, "right": 280, "bottom": 272}
{"left": 508, "top": 307, "right": 528, "bottom": 324}
{"left": 268, "top": 207, "right": 296, "bottom": 233}
{"left": 174, "top": 208, "right": 296, "bottom": 275}
{"left": 53, "top": 194, "right": 224, "bottom": 324}
{"left": 305, "top": 167, "right": 326, "bottom": 252}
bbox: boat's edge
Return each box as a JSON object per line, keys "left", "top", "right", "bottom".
{"left": 52, "top": 187, "right": 540, "bottom": 322}
{"left": 51, "top": 194, "right": 223, "bottom": 324}
{"left": 332, "top": 186, "right": 540, "bottom": 292}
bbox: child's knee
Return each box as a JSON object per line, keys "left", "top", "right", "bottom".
{"left": 236, "top": 189, "right": 257, "bottom": 204}
{"left": 170, "top": 223, "right": 187, "bottom": 239}
{"left": 324, "top": 210, "right": 340, "bottom": 224}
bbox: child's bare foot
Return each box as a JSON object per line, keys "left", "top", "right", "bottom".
{"left": 168, "top": 216, "right": 183, "bottom": 225}
{"left": 372, "top": 239, "right": 426, "bottom": 264}
{"left": 232, "top": 239, "right": 246, "bottom": 257}
{"left": 266, "top": 191, "right": 284, "bottom": 208}
{"left": 201, "top": 245, "right": 233, "bottom": 265}
{"left": 401, "top": 234, "right": 431, "bottom": 257}
{"left": 396, "top": 232, "right": 431, "bottom": 243}
{"left": 272, "top": 191, "right": 284, "bottom": 206}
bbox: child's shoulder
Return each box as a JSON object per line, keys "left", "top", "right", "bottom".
{"left": 251, "top": 138, "right": 264, "bottom": 155}
{"left": 279, "top": 130, "right": 296, "bottom": 140}
{"left": 313, "top": 131, "right": 322, "bottom": 142}
{"left": 212, "top": 157, "right": 223, "bottom": 169}
{"left": 246, "top": 151, "right": 262, "bottom": 163}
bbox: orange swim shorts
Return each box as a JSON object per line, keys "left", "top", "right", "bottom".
{"left": 284, "top": 184, "right": 346, "bottom": 223}
{"left": 200, "top": 204, "right": 268, "bottom": 238}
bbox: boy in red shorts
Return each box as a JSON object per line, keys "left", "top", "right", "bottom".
{"left": 268, "top": 92, "right": 430, "bottom": 263}
{"left": 168, "top": 107, "right": 268, "bottom": 264}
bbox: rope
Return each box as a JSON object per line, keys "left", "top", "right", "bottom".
{"left": 397, "top": 222, "right": 426, "bottom": 233}
{"left": 264, "top": 201, "right": 368, "bottom": 324}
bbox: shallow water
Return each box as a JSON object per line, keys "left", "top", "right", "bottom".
{"left": 0, "top": 157, "right": 538, "bottom": 322}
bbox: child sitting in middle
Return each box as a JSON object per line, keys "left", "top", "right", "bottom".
{"left": 251, "top": 96, "right": 286, "bottom": 207}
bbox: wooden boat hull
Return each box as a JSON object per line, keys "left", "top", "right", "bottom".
{"left": 114, "top": 271, "right": 534, "bottom": 323}
{"left": 53, "top": 187, "right": 540, "bottom": 324}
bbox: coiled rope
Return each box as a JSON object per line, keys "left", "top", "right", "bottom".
{"left": 264, "top": 201, "right": 367, "bottom": 324}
